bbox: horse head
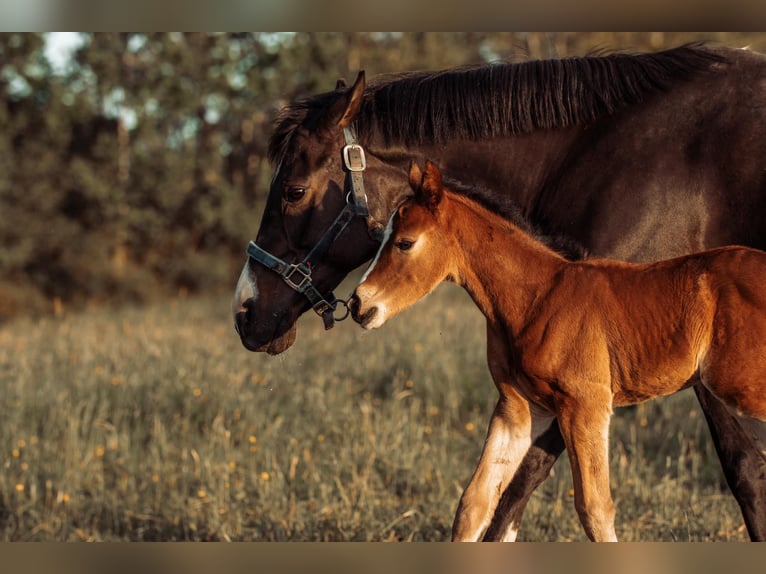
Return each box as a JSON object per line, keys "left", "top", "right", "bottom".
{"left": 233, "top": 72, "right": 411, "bottom": 354}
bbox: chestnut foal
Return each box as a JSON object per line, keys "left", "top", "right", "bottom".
{"left": 349, "top": 161, "right": 766, "bottom": 541}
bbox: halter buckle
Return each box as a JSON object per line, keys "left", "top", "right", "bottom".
{"left": 282, "top": 263, "right": 312, "bottom": 292}
{"left": 342, "top": 144, "right": 366, "bottom": 172}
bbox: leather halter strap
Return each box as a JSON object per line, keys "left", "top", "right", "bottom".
{"left": 246, "top": 125, "right": 371, "bottom": 330}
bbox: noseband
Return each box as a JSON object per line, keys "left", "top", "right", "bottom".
{"left": 246, "top": 126, "right": 372, "bottom": 330}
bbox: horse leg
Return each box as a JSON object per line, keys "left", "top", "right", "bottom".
{"left": 694, "top": 385, "right": 766, "bottom": 541}
{"left": 451, "top": 392, "right": 553, "bottom": 541}
{"left": 556, "top": 400, "right": 617, "bottom": 542}
{"left": 482, "top": 419, "right": 566, "bottom": 541}
{"left": 735, "top": 415, "right": 766, "bottom": 456}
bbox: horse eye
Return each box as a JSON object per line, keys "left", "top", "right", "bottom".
{"left": 283, "top": 186, "right": 306, "bottom": 203}
{"left": 395, "top": 239, "right": 414, "bottom": 251}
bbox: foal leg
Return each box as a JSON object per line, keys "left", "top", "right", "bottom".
{"left": 695, "top": 386, "right": 766, "bottom": 541}
{"left": 451, "top": 392, "right": 552, "bottom": 541}
{"left": 556, "top": 401, "right": 617, "bottom": 542}
{"left": 483, "top": 419, "right": 566, "bottom": 541}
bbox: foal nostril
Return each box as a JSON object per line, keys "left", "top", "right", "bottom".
{"left": 360, "top": 306, "right": 378, "bottom": 327}
{"left": 348, "top": 293, "right": 361, "bottom": 319}
{"left": 348, "top": 294, "right": 378, "bottom": 327}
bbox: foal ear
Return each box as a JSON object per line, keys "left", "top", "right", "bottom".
{"left": 335, "top": 78, "right": 347, "bottom": 90}
{"left": 408, "top": 161, "right": 423, "bottom": 192}
{"left": 421, "top": 160, "right": 444, "bottom": 211}
{"left": 335, "top": 71, "right": 366, "bottom": 129}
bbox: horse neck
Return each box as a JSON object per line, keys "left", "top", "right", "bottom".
{"left": 444, "top": 191, "right": 567, "bottom": 331}
{"left": 364, "top": 127, "right": 583, "bottom": 223}
{"left": 396, "top": 128, "right": 583, "bottom": 213}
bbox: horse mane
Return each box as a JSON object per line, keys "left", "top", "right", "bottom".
{"left": 442, "top": 176, "right": 588, "bottom": 262}
{"left": 268, "top": 43, "right": 725, "bottom": 163}
{"left": 361, "top": 43, "right": 724, "bottom": 145}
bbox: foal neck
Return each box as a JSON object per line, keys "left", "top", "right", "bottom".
{"left": 444, "top": 190, "right": 567, "bottom": 327}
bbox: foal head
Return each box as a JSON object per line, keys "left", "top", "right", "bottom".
{"left": 350, "top": 160, "right": 455, "bottom": 329}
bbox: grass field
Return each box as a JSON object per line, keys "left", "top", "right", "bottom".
{"left": 0, "top": 280, "right": 750, "bottom": 541}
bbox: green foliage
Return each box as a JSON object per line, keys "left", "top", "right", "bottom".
{"left": 2, "top": 32, "right": 766, "bottom": 320}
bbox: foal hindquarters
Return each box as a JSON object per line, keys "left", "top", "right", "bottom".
{"left": 697, "top": 325, "right": 766, "bottom": 459}
{"left": 696, "top": 254, "right": 766, "bottom": 457}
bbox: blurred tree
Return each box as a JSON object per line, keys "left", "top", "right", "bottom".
{"left": 2, "top": 32, "right": 766, "bottom": 320}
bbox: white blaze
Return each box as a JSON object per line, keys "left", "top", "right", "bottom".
{"left": 232, "top": 261, "right": 258, "bottom": 317}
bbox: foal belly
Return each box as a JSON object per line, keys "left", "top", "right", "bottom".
{"left": 610, "top": 354, "right": 700, "bottom": 407}
{"left": 506, "top": 370, "right": 559, "bottom": 414}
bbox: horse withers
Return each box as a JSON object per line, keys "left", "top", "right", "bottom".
{"left": 349, "top": 161, "right": 766, "bottom": 541}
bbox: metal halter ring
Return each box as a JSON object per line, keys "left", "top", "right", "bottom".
{"left": 332, "top": 298, "right": 351, "bottom": 322}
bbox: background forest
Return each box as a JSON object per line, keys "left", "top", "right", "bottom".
{"left": 1, "top": 32, "right": 765, "bottom": 320}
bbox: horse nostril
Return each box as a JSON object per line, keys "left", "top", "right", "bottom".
{"left": 234, "top": 310, "right": 248, "bottom": 337}
{"left": 240, "top": 297, "right": 258, "bottom": 320}
{"left": 234, "top": 298, "right": 257, "bottom": 337}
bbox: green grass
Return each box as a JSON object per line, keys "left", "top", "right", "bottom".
{"left": 0, "top": 283, "right": 748, "bottom": 541}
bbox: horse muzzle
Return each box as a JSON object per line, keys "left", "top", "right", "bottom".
{"left": 234, "top": 297, "right": 297, "bottom": 355}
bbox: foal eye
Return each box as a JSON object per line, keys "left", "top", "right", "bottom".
{"left": 283, "top": 186, "right": 306, "bottom": 203}
{"left": 395, "top": 239, "right": 414, "bottom": 251}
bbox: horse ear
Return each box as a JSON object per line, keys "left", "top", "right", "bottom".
{"left": 408, "top": 161, "right": 423, "bottom": 192}
{"left": 421, "top": 160, "right": 444, "bottom": 211}
{"left": 336, "top": 71, "right": 365, "bottom": 129}
{"left": 335, "top": 78, "right": 347, "bottom": 90}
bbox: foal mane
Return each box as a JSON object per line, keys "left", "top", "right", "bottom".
{"left": 268, "top": 43, "right": 724, "bottom": 163}
{"left": 442, "top": 176, "right": 587, "bottom": 262}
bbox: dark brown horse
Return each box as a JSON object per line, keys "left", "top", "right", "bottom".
{"left": 233, "top": 43, "right": 766, "bottom": 540}
{"left": 350, "top": 160, "right": 766, "bottom": 541}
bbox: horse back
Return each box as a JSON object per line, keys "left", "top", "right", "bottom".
{"left": 534, "top": 47, "right": 766, "bottom": 262}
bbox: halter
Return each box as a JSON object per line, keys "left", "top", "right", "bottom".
{"left": 246, "top": 125, "right": 371, "bottom": 330}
